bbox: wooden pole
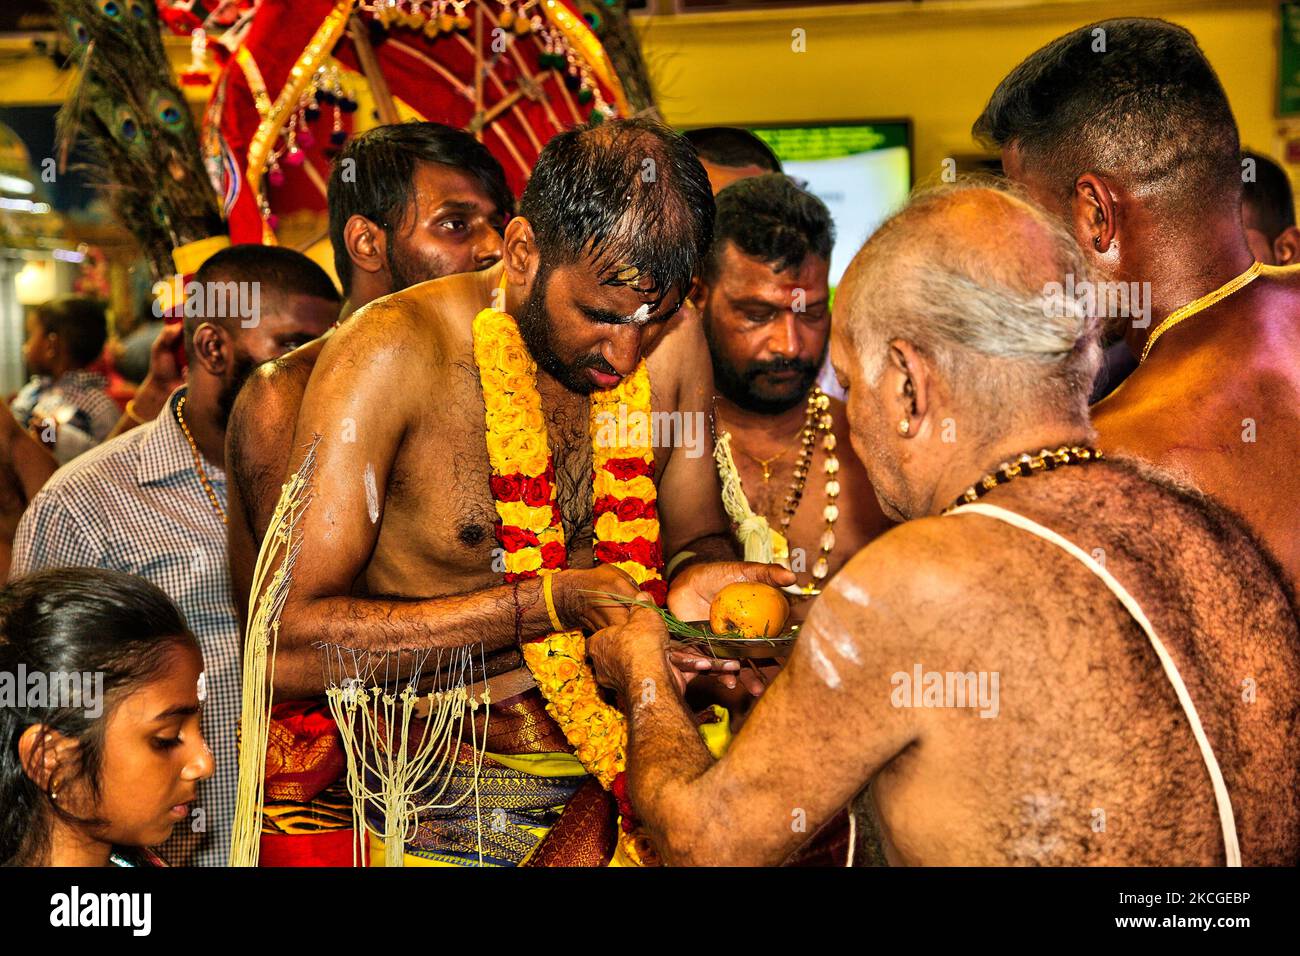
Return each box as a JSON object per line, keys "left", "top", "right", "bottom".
{"left": 348, "top": 14, "right": 401, "bottom": 126}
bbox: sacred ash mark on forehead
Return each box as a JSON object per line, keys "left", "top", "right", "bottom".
{"left": 608, "top": 263, "right": 664, "bottom": 326}
{"left": 624, "top": 303, "right": 653, "bottom": 326}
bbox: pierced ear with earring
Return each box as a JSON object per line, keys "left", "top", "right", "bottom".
{"left": 898, "top": 418, "right": 910, "bottom": 435}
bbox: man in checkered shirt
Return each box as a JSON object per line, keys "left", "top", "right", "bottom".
{"left": 11, "top": 296, "right": 121, "bottom": 464}
{"left": 9, "top": 245, "right": 339, "bottom": 865}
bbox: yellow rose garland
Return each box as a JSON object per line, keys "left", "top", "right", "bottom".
{"left": 472, "top": 292, "right": 665, "bottom": 858}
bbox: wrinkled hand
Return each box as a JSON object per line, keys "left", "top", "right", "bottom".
{"left": 588, "top": 600, "right": 668, "bottom": 690}
{"left": 667, "top": 560, "right": 797, "bottom": 622}
{"left": 554, "top": 563, "right": 642, "bottom": 633}
{"left": 588, "top": 600, "right": 745, "bottom": 697}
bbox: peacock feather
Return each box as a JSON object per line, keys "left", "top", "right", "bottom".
{"left": 576, "top": 0, "right": 656, "bottom": 117}
{"left": 52, "top": 0, "right": 225, "bottom": 280}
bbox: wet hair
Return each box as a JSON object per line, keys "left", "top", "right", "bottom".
{"left": 327, "top": 121, "right": 515, "bottom": 296}
{"left": 34, "top": 296, "right": 108, "bottom": 368}
{"left": 0, "top": 569, "right": 195, "bottom": 866}
{"left": 183, "top": 244, "right": 341, "bottom": 361}
{"left": 973, "top": 18, "right": 1241, "bottom": 224}
{"left": 705, "top": 173, "right": 833, "bottom": 280}
{"left": 684, "top": 127, "right": 782, "bottom": 173}
{"left": 1242, "top": 150, "right": 1297, "bottom": 240}
{"left": 518, "top": 117, "right": 715, "bottom": 310}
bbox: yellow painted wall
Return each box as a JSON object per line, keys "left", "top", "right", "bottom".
{"left": 635, "top": 0, "right": 1291, "bottom": 181}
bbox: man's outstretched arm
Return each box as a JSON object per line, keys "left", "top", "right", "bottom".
{"left": 589, "top": 545, "right": 922, "bottom": 865}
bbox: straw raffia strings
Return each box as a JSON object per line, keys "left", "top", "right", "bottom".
{"left": 229, "top": 435, "right": 321, "bottom": 867}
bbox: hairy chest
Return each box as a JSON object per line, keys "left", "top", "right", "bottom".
{"left": 379, "top": 375, "right": 599, "bottom": 579}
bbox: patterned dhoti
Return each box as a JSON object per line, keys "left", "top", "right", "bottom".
{"left": 260, "top": 687, "right": 621, "bottom": 867}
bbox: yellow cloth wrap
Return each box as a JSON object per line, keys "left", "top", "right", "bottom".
{"left": 698, "top": 705, "right": 732, "bottom": 760}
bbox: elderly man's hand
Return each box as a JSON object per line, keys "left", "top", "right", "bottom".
{"left": 588, "top": 599, "right": 670, "bottom": 691}
{"left": 589, "top": 598, "right": 744, "bottom": 696}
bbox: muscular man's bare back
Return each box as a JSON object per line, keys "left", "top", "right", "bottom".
{"left": 1093, "top": 266, "right": 1300, "bottom": 593}
{"left": 227, "top": 334, "right": 328, "bottom": 624}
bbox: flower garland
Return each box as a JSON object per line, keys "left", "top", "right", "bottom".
{"left": 472, "top": 289, "right": 665, "bottom": 864}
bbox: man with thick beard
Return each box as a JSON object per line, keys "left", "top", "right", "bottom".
{"left": 227, "top": 122, "right": 514, "bottom": 625}
{"left": 694, "top": 174, "right": 889, "bottom": 593}
{"left": 8, "top": 244, "right": 338, "bottom": 866}
{"left": 263, "top": 118, "right": 793, "bottom": 867}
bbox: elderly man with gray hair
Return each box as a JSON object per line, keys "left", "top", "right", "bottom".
{"left": 584, "top": 181, "right": 1300, "bottom": 867}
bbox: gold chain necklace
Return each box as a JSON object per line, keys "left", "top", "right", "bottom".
{"left": 175, "top": 396, "right": 228, "bottom": 526}
{"left": 722, "top": 388, "right": 841, "bottom": 592}
{"left": 737, "top": 405, "right": 812, "bottom": 482}
{"left": 1141, "top": 261, "right": 1263, "bottom": 364}
{"left": 741, "top": 446, "right": 793, "bottom": 483}
{"left": 945, "top": 445, "right": 1103, "bottom": 514}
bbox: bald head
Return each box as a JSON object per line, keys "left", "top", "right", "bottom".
{"left": 837, "top": 180, "right": 1101, "bottom": 426}
{"left": 829, "top": 180, "right": 1102, "bottom": 520}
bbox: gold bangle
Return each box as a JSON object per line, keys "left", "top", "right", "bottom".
{"left": 124, "top": 398, "right": 147, "bottom": 426}
{"left": 542, "top": 573, "right": 564, "bottom": 632}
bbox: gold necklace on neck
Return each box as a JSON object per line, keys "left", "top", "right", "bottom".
{"left": 1140, "top": 260, "right": 1264, "bottom": 364}
{"left": 741, "top": 446, "right": 793, "bottom": 483}
{"left": 175, "top": 396, "right": 228, "bottom": 526}
{"left": 736, "top": 408, "right": 810, "bottom": 483}
{"left": 730, "top": 388, "right": 840, "bottom": 591}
